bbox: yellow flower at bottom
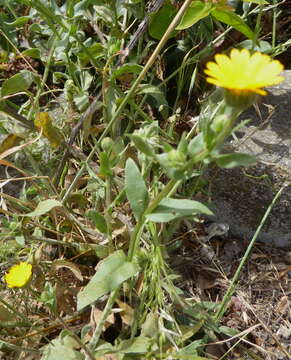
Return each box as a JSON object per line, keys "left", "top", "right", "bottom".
{"left": 4, "top": 262, "right": 32, "bottom": 288}
{"left": 205, "top": 48, "right": 284, "bottom": 95}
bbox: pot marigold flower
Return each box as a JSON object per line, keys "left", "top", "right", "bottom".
{"left": 4, "top": 262, "right": 32, "bottom": 288}
{"left": 204, "top": 48, "right": 284, "bottom": 96}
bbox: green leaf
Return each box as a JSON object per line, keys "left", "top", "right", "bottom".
{"left": 22, "top": 48, "right": 41, "bottom": 59}
{"left": 146, "top": 198, "right": 213, "bottom": 223}
{"left": 242, "top": 0, "right": 268, "bottom": 4}
{"left": 129, "top": 134, "right": 155, "bottom": 157}
{"left": 5, "top": 16, "right": 31, "bottom": 27}
{"left": 211, "top": 8, "right": 254, "bottom": 39}
{"left": 176, "top": 339, "right": 207, "bottom": 357}
{"left": 23, "top": 199, "right": 62, "bottom": 217}
{"left": 149, "top": 1, "right": 177, "bottom": 40}
{"left": 176, "top": 1, "right": 213, "bottom": 30}
{"left": 117, "top": 336, "right": 156, "bottom": 354}
{"left": 215, "top": 152, "right": 257, "bottom": 168}
{"left": 77, "top": 42, "right": 104, "bottom": 65}
{"left": 41, "top": 333, "right": 83, "bottom": 360}
{"left": 77, "top": 250, "right": 139, "bottom": 310}
{"left": 238, "top": 39, "right": 272, "bottom": 52}
{"left": 1, "top": 70, "right": 34, "bottom": 96}
{"left": 86, "top": 209, "right": 108, "bottom": 234}
{"left": 111, "top": 63, "right": 143, "bottom": 80}
{"left": 219, "top": 325, "right": 240, "bottom": 336}
{"left": 188, "top": 133, "right": 205, "bottom": 156}
{"left": 99, "top": 152, "right": 113, "bottom": 177}
{"left": 125, "top": 158, "right": 149, "bottom": 220}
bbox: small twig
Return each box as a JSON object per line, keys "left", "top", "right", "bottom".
{"left": 0, "top": 103, "right": 35, "bottom": 130}
{"left": 53, "top": 91, "right": 102, "bottom": 187}
{"left": 117, "top": 0, "right": 165, "bottom": 66}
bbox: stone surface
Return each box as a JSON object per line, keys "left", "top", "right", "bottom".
{"left": 209, "top": 70, "right": 291, "bottom": 248}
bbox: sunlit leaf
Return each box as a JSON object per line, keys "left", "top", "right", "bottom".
{"left": 242, "top": 0, "right": 268, "bottom": 4}
{"left": 215, "top": 152, "right": 257, "bottom": 168}
{"left": 176, "top": 1, "right": 213, "bottom": 30}
{"left": 125, "top": 158, "right": 149, "bottom": 220}
{"left": 22, "top": 48, "right": 41, "bottom": 59}
{"left": 86, "top": 209, "right": 108, "bottom": 234}
{"left": 41, "top": 333, "right": 83, "bottom": 360}
{"left": 5, "top": 16, "right": 31, "bottom": 27}
{"left": 23, "top": 199, "right": 62, "bottom": 217}
{"left": 1, "top": 70, "right": 34, "bottom": 96}
{"left": 146, "top": 198, "right": 213, "bottom": 222}
{"left": 211, "top": 8, "right": 254, "bottom": 39}
{"left": 77, "top": 250, "right": 139, "bottom": 311}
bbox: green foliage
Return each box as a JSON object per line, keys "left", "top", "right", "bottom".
{"left": 1, "top": 70, "right": 35, "bottom": 96}
{"left": 125, "top": 158, "right": 149, "bottom": 220}
{"left": 176, "top": 1, "right": 214, "bottom": 30}
{"left": 149, "top": 1, "right": 177, "bottom": 39}
{"left": 77, "top": 250, "right": 139, "bottom": 310}
{"left": 41, "top": 332, "right": 83, "bottom": 360}
{"left": 22, "top": 199, "right": 62, "bottom": 217}
{"left": 0, "top": 0, "right": 287, "bottom": 358}
{"left": 146, "top": 197, "right": 213, "bottom": 222}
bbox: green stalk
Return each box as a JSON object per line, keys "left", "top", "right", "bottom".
{"left": 105, "top": 176, "right": 113, "bottom": 252}
{"left": 28, "top": 35, "right": 58, "bottom": 120}
{"left": 88, "top": 288, "right": 120, "bottom": 350}
{"left": 215, "top": 185, "right": 286, "bottom": 321}
{"left": 128, "top": 179, "right": 182, "bottom": 261}
{"left": 272, "top": 0, "right": 278, "bottom": 49}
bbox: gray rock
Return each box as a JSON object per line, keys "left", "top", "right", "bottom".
{"left": 209, "top": 70, "right": 291, "bottom": 248}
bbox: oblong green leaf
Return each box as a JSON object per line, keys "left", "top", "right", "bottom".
{"left": 41, "top": 334, "right": 83, "bottom": 360}
{"left": 176, "top": 1, "right": 213, "bottom": 30}
{"left": 146, "top": 197, "right": 213, "bottom": 222}
{"left": 86, "top": 209, "right": 108, "bottom": 234}
{"left": 1, "top": 70, "right": 34, "bottom": 96}
{"left": 215, "top": 152, "right": 257, "bottom": 168}
{"left": 188, "top": 133, "right": 205, "bottom": 156}
{"left": 211, "top": 8, "right": 254, "bottom": 39}
{"left": 22, "top": 48, "right": 41, "bottom": 59}
{"left": 125, "top": 158, "right": 149, "bottom": 220}
{"left": 77, "top": 250, "right": 139, "bottom": 310}
{"left": 242, "top": 0, "right": 268, "bottom": 4}
{"left": 129, "top": 134, "right": 155, "bottom": 157}
{"left": 23, "top": 199, "right": 62, "bottom": 217}
{"left": 5, "top": 16, "right": 31, "bottom": 27}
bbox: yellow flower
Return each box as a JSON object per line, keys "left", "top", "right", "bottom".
{"left": 205, "top": 48, "right": 284, "bottom": 95}
{"left": 4, "top": 262, "right": 32, "bottom": 288}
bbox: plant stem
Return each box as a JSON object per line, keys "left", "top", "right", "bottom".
{"left": 215, "top": 185, "right": 286, "bottom": 321}
{"left": 88, "top": 288, "right": 120, "bottom": 351}
{"left": 128, "top": 178, "right": 181, "bottom": 261}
